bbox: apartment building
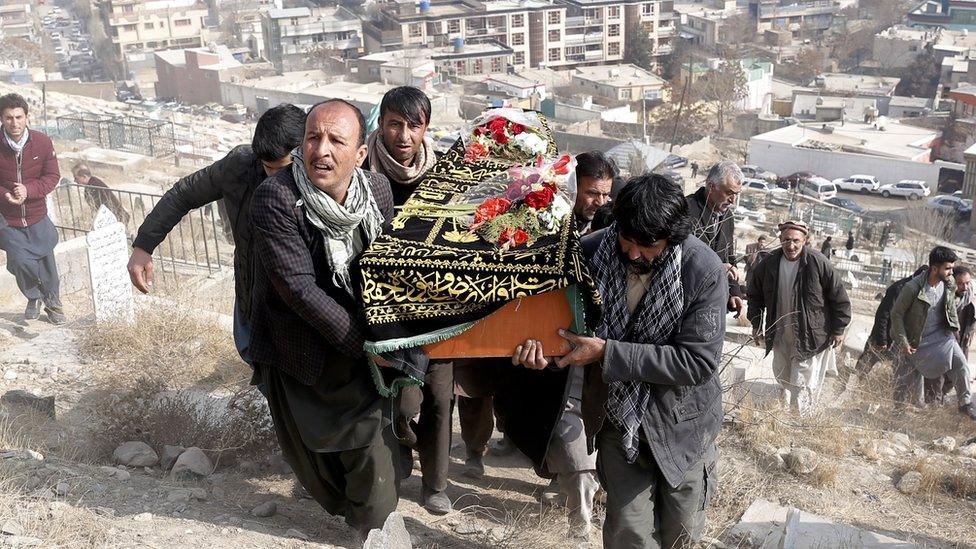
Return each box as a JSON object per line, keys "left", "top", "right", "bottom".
{"left": 909, "top": 0, "right": 976, "bottom": 30}
{"left": 363, "top": 0, "right": 674, "bottom": 71}
{"left": 750, "top": 0, "right": 839, "bottom": 38}
{"left": 98, "top": 0, "right": 209, "bottom": 57}
{"left": 262, "top": 6, "right": 362, "bottom": 72}
{"left": 0, "top": 2, "right": 34, "bottom": 41}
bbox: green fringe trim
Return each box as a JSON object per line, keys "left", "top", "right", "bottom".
{"left": 368, "top": 356, "right": 423, "bottom": 399}
{"left": 364, "top": 321, "right": 478, "bottom": 355}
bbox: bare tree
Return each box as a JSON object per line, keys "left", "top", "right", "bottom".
{"left": 699, "top": 56, "right": 748, "bottom": 134}
{"left": 903, "top": 206, "right": 957, "bottom": 265}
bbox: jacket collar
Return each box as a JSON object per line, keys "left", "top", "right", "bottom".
{"left": 914, "top": 270, "right": 955, "bottom": 303}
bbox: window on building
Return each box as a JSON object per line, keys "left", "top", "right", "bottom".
{"left": 122, "top": 24, "right": 137, "bottom": 32}
{"left": 122, "top": 4, "right": 134, "bottom": 13}
{"left": 549, "top": 47, "right": 560, "bottom": 62}
{"left": 548, "top": 11, "right": 561, "bottom": 24}
{"left": 642, "top": 3, "right": 655, "bottom": 16}
{"left": 584, "top": 8, "right": 599, "bottom": 19}
{"left": 491, "top": 57, "right": 502, "bottom": 72}
{"left": 608, "top": 24, "right": 619, "bottom": 37}
{"left": 474, "top": 59, "right": 484, "bottom": 73}
{"left": 549, "top": 29, "right": 560, "bottom": 41}
{"left": 608, "top": 6, "right": 620, "bottom": 18}
{"left": 447, "top": 19, "right": 460, "bottom": 33}
{"left": 566, "top": 46, "right": 583, "bottom": 55}
{"left": 144, "top": 22, "right": 154, "bottom": 30}
{"left": 292, "top": 37, "right": 299, "bottom": 45}
{"left": 175, "top": 18, "right": 191, "bottom": 27}
{"left": 409, "top": 23, "right": 422, "bottom": 37}
{"left": 512, "top": 14, "right": 524, "bottom": 27}
{"left": 608, "top": 42, "right": 620, "bottom": 56}
{"left": 621, "top": 88, "right": 632, "bottom": 99}
{"left": 511, "top": 33, "right": 524, "bottom": 46}
{"left": 456, "top": 60, "right": 466, "bottom": 74}
{"left": 489, "top": 16, "right": 505, "bottom": 28}
{"left": 514, "top": 51, "right": 525, "bottom": 64}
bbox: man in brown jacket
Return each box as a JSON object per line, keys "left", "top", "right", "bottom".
{"left": 0, "top": 93, "right": 65, "bottom": 324}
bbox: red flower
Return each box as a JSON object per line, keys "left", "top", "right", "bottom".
{"left": 474, "top": 197, "right": 512, "bottom": 225}
{"left": 487, "top": 117, "right": 507, "bottom": 133}
{"left": 473, "top": 126, "right": 487, "bottom": 136}
{"left": 493, "top": 128, "right": 510, "bottom": 145}
{"left": 498, "top": 227, "right": 529, "bottom": 249}
{"left": 509, "top": 122, "right": 526, "bottom": 135}
{"left": 553, "top": 154, "right": 572, "bottom": 175}
{"left": 524, "top": 187, "right": 555, "bottom": 210}
{"left": 464, "top": 142, "right": 490, "bottom": 163}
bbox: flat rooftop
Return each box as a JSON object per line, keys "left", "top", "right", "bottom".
{"left": 816, "top": 73, "right": 900, "bottom": 95}
{"left": 750, "top": 118, "right": 938, "bottom": 160}
{"left": 234, "top": 71, "right": 396, "bottom": 104}
{"left": 572, "top": 64, "right": 666, "bottom": 87}
{"left": 359, "top": 41, "right": 511, "bottom": 63}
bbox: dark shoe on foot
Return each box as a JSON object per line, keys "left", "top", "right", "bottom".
{"left": 462, "top": 452, "right": 485, "bottom": 478}
{"left": 960, "top": 404, "right": 976, "bottom": 421}
{"left": 24, "top": 299, "right": 40, "bottom": 321}
{"left": 394, "top": 416, "right": 417, "bottom": 448}
{"left": 422, "top": 487, "right": 453, "bottom": 515}
{"left": 489, "top": 436, "right": 515, "bottom": 457}
{"left": 46, "top": 307, "right": 67, "bottom": 325}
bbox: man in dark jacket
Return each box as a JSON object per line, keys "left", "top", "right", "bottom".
{"left": 514, "top": 174, "right": 727, "bottom": 548}
{"left": 686, "top": 160, "right": 744, "bottom": 317}
{"left": 0, "top": 93, "right": 65, "bottom": 324}
{"left": 71, "top": 163, "right": 130, "bottom": 227}
{"left": 249, "top": 99, "right": 400, "bottom": 538}
{"left": 127, "top": 104, "right": 305, "bottom": 365}
{"left": 838, "top": 266, "right": 926, "bottom": 390}
{"left": 747, "top": 220, "right": 851, "bottom": 413}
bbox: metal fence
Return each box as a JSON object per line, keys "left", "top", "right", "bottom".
{"left": 55, "top": 114, "right": 178, "bottom": 158}
{"left": 50, "top": 180, "right": 232, "bottom": 280}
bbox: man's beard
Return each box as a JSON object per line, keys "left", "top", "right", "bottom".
{"left": 617, "top": 245, "right": 654, "bottom": 275}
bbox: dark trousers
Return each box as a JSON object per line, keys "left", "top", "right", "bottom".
{"left": 261, "top": 366, "right": 399, "bottom": 534}
{"left": 0, "top": 217, "right": 61, "bottom": 306}
{"left": 396, "top": 361, "right": 453, "bottom": 492}
{"left": 838, "top": 343, "right": 891, "bottom": 387}
{"left": 893, "top": 355, "right": 923, "bottom": 406}
{"left": 458, "top": 395, "right": 494, "bottom": 456}
{"left": 596, "top": 423, "right": 714, "bottom": 549}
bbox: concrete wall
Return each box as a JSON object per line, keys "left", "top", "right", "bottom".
{"left": 40, "top": 80, "right": 116, "bottom": 102}
{"left": 747, "top": 138, "right": 942, "bottom": 185}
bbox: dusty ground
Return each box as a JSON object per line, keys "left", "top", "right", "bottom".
{"left": 0, "top": 289, "right": 975, "bottom": 549}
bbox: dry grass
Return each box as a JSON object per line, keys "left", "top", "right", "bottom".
{"left": 92, "top": 375, "right": 276, "bottom": 466}
{"left": 465, "top": 501, "right": 575, "bottom": 549}
{"left": 78, "top": 295, "right": 244, "bottom": 390}
{"left": 899, "top": 457, "right": 976, "bottom": 501}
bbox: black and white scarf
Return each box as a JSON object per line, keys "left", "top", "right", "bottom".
{"left": 291, "top": 147, "right": 385, "bottom": 296}
{"left": 592, "top": 224, "right": 684, "bottom": 463}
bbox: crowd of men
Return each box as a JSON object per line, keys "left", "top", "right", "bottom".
{"left": 1, "top": 85, "right": 975, "bottom": 547}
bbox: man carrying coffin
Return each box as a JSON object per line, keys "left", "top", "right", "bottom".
{"left": 513, "top": 173, "right": 727, "bottom": 548}
{"left": 249, "top": 99, "right": 399, "bottom": 538}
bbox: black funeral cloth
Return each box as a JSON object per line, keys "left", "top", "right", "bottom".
{"left": 359, "top": 118, "right": 597, "bottom": 348}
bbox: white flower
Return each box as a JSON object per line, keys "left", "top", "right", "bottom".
{"left": 549, "top": 195, "right": 572, "bottom": 219}
{"left": 514, "top": 132, "right": 547, "bottom": 156}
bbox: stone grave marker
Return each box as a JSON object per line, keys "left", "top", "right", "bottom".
{"left": 86, "top": 205, "right": 134, "bottom": 323}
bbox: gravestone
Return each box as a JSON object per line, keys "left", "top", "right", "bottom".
{"left": 86, "top": 206, "right": 134, "bottom": 323}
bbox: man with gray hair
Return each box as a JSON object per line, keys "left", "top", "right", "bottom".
{"left": 685, "top": 160, "right": 745, "bottom": 316}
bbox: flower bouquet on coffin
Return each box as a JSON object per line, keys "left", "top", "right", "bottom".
{"left": 461, "top": 108, "right": 547, "bottom": 163}
{"left": 399, "top": 154, "right": 577, "bottom": 251}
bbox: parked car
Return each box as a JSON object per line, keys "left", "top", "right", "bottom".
{"left": 826, "top": 196, "right": 865, "bottom": 213}
{"left": 663, "top": 154, "right": 688, "bottom": 169}
{"left": 741, "top": 164, "right": 777, "bottom": 183}
{"left": 656, "top": 169, "right": 685, "bottom": 187}
{"left": 878, "top": 180, "right": 931, "bottom": 200}
{"left": 743, "top": 178, "right": 786, "bottom": 194}
{"left": 776, "top": 170, "right": 815, "bottom": 190}
{"left": 799, "top": 176, "right": 837, "bottom": 201}
{"left": 832, "top": 174, "right": 880, "bottom": 193}
{"left": 927, "top": 195, "right": 973, "bottom": 219}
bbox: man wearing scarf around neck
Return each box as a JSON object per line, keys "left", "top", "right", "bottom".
{"left": 513, "top": 174, "right": 727, "bottom": 549}
{"left": 0, "top": 93, "right": 65, "bottom": 324}
{"left": 249, "top": 99, "right": 399, "bottom": 540}
{"left": 364, "top": 86, "right": 454, "bottom": 514}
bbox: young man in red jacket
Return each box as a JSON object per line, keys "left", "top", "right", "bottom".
{"left": 0, "top": 93, "right": 65, "bottom": 324}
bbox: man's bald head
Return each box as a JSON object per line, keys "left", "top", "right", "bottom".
{"left": 307, "top": 99, "right": 367, "bottom": 147}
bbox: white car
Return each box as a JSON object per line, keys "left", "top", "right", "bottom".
{"left": 742, "top": 178, "right": 785, "bottom": 194}
{"left": 878, "top": 180, "right": 931, "bottom": 200}
{"left": 832, "top": 174, "right": 879, "bottom": 193}
{"left": 799, "top": 176, "right": 837, "bottom": 201}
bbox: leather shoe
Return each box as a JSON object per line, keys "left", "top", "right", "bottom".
{"left": 422, "top": 486, "right": 452, "bottom": 515}
{"left": 46, "top": 307, "right": 67, "bottom": 325}
{"left": 24, "top": 299, "right": 40, "bottom": 320}
{"left": 462, "top": 452, "right": 484, "bottom": 478}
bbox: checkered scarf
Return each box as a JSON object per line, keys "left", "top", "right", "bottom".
{"left": 592, "top": 225, "right": 684, "bottom": 463}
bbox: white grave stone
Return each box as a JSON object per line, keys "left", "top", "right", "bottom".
{"left": 86, "top": 206, "right": 134, "bottom": 323}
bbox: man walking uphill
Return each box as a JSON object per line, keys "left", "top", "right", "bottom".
{"left": 248, "top": 99, "right": 400, "bottom": 539}
{"left": 747, "top": 220, "right": 851, "bottom": 413}
{"left": 0, "top": 93, "right": 65, "bottom": 324}
{"left": 890, "top": 246, "right": 976, "bottom": 419}
{"left": 514, "top": 173, "right": 728, "bottom": 548}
